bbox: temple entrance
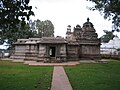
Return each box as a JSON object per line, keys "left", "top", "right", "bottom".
{"left": 49, "top": 47, "right": 56, "bottom": 57}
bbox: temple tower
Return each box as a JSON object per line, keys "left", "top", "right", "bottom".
{"left": 78, "top": 18, "right": 101, "bottom": 60}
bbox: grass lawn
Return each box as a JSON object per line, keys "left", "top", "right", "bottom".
{"left": 0, "top": 60, "right": 53, "bottom": 90}
{"left": 65, "top": 60, "right": 120, "bottom": 90}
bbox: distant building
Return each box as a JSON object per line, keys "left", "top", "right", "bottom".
{"left": 11, "top": 18, "right": 101, "bottom": 62}
{"left": 101, "top": 36, "right": 120, "bottom": 55}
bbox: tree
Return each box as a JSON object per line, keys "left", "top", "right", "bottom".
{"left": 100, "top": 30, "right": 115, "bottom": 43}
{"left": 31, "top": 19, "right": 54, "bottom": 38}
{"left": 40, "top": 20, "right": 54, "bottom": 37}
{"left": 87, "top": 0, "right": 120, "bottom": 31}
{"left": 1, "top": 22, "right": 36, "bottom": 49}
{"left": 0, "top": 0, "right": 34, "bottom": 45}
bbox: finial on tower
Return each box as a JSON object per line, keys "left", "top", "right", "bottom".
{"left": 66, "top": 25, "right": 71, "bottom": 34}
{"left": 87, "top": 17, "right": 90, "bottom": 22}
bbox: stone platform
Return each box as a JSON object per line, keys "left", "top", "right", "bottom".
{"left": 1, "top": 58, "right": 109, "bottom": 66}
{"left": 0, "top": 58, "right": 80, "bottom": 66}
{"left": 23, "top": 61, "right": 80, "bottom": 66}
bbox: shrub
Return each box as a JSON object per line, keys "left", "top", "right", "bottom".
{"left": 101, "top": 54, "right": 120, "bottom": 60}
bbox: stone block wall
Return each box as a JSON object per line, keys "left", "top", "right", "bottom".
{"left": 80, "top": 45, "right": 101, "bottom": 60}
{"left": 24, "top": 44, "right": 38, "bottom": 61}
{"left": 37, "top": 44, "right": 46, "bottom": 62}
{"left": 67, "top": 45, "right": 79, "bottom": 61}
{"left": 10, "top": 45, "right": 27, "bottom": 59}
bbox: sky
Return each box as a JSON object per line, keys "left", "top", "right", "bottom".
{"left": 29, "top": 0, "right": 120, "bottom": 38}
{"left": 0, "top": 0, "right": 119, "bottom": 49}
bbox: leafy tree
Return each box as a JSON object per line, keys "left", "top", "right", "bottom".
{"left": 2, "top": 22, "right": 36, "bottom": 49}
{"left": 28, "top": 20, "right": 38, "bottom": 37}
{"left": 0, "top": 0, "right": 34, "bottom": 45}
{"left": 116, "top": 48, "right": 120, "bottom": 51}
{"left": 40, "top": 20, "right": 54, "bottom": 37}
{"left": 87, "top": 0, "right": 120, "bottom": 31}
{"left": 100, "top": 30, "right": 115, "bottom": 43}
{"left": 31, "top": 19, "right": 54, "bottom": 38}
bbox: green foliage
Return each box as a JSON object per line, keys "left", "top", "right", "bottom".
{"left": 0, "top": 22, "right": 36, "bottom": 49}
{"left": 116, "top": 48, "right": 120, "bottom": 51}
{"left": 101, "top": 54, "right": 111, "bottom": 59}
{"left": 65, "top": 61, "right": 120, "bottom": 90}
{"left": 0, "top": 0, "right": 34, "bottom": 46}
{"left": 101, "top": 54, "right": 120, "bottom": 60}
{"left": 0, "top": 19, "right": 54, "bottom": 49}
{"left": 110, "top": 56, "right": 120, "bottom": 60}
{"left": 0, "top": 0, "right": 54, "bottom": 48}
{"left": 0, "top": 0, "right": 34, "bottom": 29}
{"left": 100, "top": 30, "right": 115, "bottom": 43}
{"left": 30, "top": 19, "right": 54, "bottom": 38}
{"left": 0, "top": 60, "right": 53, "bottom": 90}
{"left": 87, "top": 0, "right": 120, "bottom": 31}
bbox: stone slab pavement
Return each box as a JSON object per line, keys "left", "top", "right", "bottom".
{"left": 24, "top": 61, "right": 80, "bottom": 66}
{"left": 51, "top": 66, "right": 73, "bottom": 90}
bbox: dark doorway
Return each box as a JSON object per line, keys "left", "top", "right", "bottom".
{"left": 49, "top": 47, "right": 56, "bottom": 57}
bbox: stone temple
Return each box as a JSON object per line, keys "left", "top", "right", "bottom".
{"left": 11, "top": 18, "right": 101, "bottom": 62}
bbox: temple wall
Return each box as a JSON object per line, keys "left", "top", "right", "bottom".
{"left": 11, "top": 45, "right": 27, "bottom": 59}
{"left": 56, "top": 44, "right": 67, "bottom": 62}
{"left": 60, "top": 44, "right": 66, "bottom": 56}
{"left": 38, "top": 45, "right": 46, "bottom": 56}
{"left": 24, "top": 44, "right": 38, "bottom": 61}
{"left": 26, "top": 45, "right": 37, "bottom": 53}
{"left": 67, "top": 45, "right": 79, "bottom": 60}
{"left": 81, "top": 45, "right": 100, "bottom": 54}
{"left": 80, "top": 45, "right": 101, "bottom": 60}
{"left": 37, "top": 44, "right": 46, "bottom": 61}
{"left": 15, "top": 45, "right": 26, "bottom": 52}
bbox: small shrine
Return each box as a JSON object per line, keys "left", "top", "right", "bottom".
{"left": 11, "top": 18, "right": 101, "bottom": 62}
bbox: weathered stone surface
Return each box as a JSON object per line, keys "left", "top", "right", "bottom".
{"left": 11, "top": 18, "right": 101, "bottom": 62}
{"left": 66, "top": 18, "right": 101, "bottom": 60}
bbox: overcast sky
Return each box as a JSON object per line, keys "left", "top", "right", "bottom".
{"left": 0, "top": 0, "right": 119, "bottom": 49}
{"left": 29, "top": 0, "right": 120, "bottom": 38}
